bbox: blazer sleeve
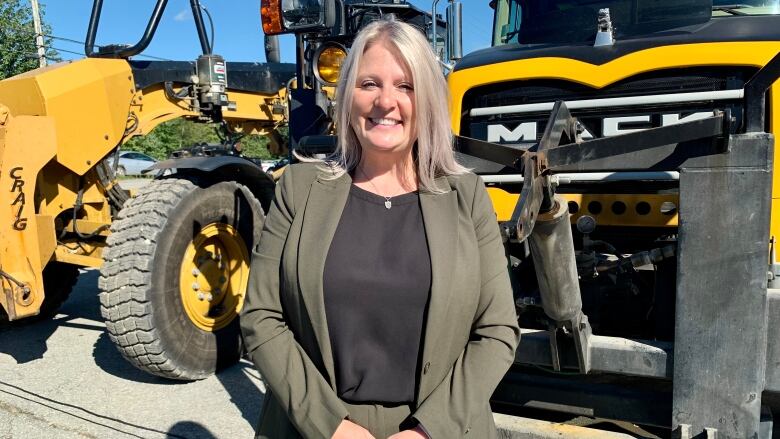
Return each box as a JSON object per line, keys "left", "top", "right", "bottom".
{"left": 412, "top": 175, "right": 520, "bottom": 438}
{"left": 240, "top": 165, "right": 349, "bottom": 439}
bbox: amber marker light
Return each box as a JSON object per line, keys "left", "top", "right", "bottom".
{"left": 315, "top": 44, "right": 347, "bottom": 85}
{"left": 261, "top": 0, "right": 284, "bottom": 35}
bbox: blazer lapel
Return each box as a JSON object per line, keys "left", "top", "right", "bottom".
{"left": 297, "top": 171, "right": 351, "bottom": 388}
{"left": 418, "top": 178, "right": 459, "bottom": 400}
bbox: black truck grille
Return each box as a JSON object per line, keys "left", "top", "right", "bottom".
{"left": 460, "top": 67, "right": 757, "bottom": 139}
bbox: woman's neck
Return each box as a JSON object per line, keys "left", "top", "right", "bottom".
{"left": 355, "top": 151, "right": 418, "bottom": 195}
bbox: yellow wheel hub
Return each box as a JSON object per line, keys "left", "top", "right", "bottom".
{"left": 179, "top": 222, "right": 249, "bottom": 331}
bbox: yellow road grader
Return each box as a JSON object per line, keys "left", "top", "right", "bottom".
{"left": 0, "top": 0, "right": 295, "bottom": 379}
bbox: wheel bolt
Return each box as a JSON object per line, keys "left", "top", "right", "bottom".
{"left": 192, "top": 268, "right": 201, "bottom": 276}
{"left": 206, "top": 293, "right": 213, "bottom": 302}
{"left": 192, "top": 282, "right": 200, "bottom": 291}
{"left": 197, "top": 292, "right": 205, "bottom": 301}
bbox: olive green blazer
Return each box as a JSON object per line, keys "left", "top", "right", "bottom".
{"left": 240, "top": 163, "right": 520, "bottom": 439}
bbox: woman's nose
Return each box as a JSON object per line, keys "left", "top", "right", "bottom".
{"left": 374, "top": 86, "right": 395, "bottom": 109}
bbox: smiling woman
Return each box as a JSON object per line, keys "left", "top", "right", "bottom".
{"left": 240, "top": 17, "right": 520, "bottom": 439}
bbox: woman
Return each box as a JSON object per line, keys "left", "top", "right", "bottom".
{"left": 240, "top": 18, "right": 519, "bottom": 439}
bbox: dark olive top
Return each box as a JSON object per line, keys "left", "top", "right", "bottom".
{"left": 323, "top": 184, "right": 431, "bottom": 404}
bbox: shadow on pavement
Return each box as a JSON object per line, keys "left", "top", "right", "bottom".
{"left": 168, "top": 421, "right": 219, "bottom": 439}
{"left": 91, "top": 332, "right": 182, "bottom": 385}
{"left": 216, "top": 361, "right": 266, "bottom": 430}
{"left": 0, "top": 269, "right": 102, "bottom": 364}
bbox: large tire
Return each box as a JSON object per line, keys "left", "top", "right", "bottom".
{"left": 0, "top": 262, "right": 79, "bottom": 326}
{"left": 99, "top": 178, "right": 264, "bottom": 380}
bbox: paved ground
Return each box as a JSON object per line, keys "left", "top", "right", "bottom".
{"left": 117, "top": 178, "right": 152, "bottom": 191}
{"left": 0, "top": 269, "right": 265, "bottom": 439}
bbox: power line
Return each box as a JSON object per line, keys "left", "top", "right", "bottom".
{"left": 48, "top": 35, "right": 88, "bottom": 46}
{"left": 47, "top": 46, "right": 87, "bottom": 57}
{"left": 3, "top": 21, "right": 173, "bottom": 61}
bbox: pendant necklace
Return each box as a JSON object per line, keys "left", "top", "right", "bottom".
{"left": 358, "top": 167, "right": 395, "bottom": 209}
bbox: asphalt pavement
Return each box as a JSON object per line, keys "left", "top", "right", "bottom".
{"left": 0, "top": 269, "right": 265, "bottom": 439}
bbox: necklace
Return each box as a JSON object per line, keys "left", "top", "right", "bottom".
{"left": 358, "top": 167, "right": 396, "bottom": 209}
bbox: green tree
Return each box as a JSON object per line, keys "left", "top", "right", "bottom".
{"left": 0, "top": 0, "right": 60, "bottom": 80}
{"left": 123, "top": 118, "right": 280, "bottom": 160}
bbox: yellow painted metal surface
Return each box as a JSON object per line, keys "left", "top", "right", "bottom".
{"left": 450, "top": 42, "right": 780, "bottom": 235}
{"left": 54, "top": 242, "right": 105, "bottom": 268}
{"left": 0, "top": 111, "right": 58, "bottom": 320}
{"left": 0, "top": 59, "right": 134, "bottom": 176}
{"left": 449, "top": 42, "right": 780, "bottom": 129}
{"left": 179, "top": 222, "right": 249, "bottom": 332}
{"left": 487, "top": 187, "right": 679, "bottom": 227}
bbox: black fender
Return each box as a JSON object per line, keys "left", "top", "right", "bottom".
{"left": 149, "top": 156, "right": 276, "bottom": 211}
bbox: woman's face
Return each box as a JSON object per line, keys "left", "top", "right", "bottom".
{"left": 350, "top": 40, "right": 416, "bottom": 157}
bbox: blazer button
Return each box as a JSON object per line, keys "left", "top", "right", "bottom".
{"left": 423, "top": 361, "right": 431, "bottom": 374}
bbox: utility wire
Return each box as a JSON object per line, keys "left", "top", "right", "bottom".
{"left": 3, "top": 23, "right": 173, "bottom": 61}
{"left": 46, "top": 46, "right": 88, "bottom": 57}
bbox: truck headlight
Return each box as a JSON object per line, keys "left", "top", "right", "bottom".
{"left": 314, "top": 44, "right": 347, "bottom": 85}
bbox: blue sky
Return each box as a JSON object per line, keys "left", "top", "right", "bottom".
{"left": 39, "top": 1, "right": 495, "bottom": 63}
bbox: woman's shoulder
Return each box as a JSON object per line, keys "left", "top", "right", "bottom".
{"left": 443, "top": 170, "right": 483, "bottom": 194}
{"left": 281, "top": 162, "right": 327, "bottom": 185}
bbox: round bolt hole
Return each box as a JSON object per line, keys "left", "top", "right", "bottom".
{"left": 567, "top": 201, "right": 580, "bottom": 214}
{"left": 21, "top": 287, "right": 32, "bottom": 302}
{"left": 636, "top": 201, "right": 651, "bottom": 215}
{"left": 660, "top": 201, "right": 677, "bottom": 215}
{"left": 611, "top": 201, "right": 627, "bottom": 215}
{"left": 587, "top": 201, "right": 602, "bottom": 215}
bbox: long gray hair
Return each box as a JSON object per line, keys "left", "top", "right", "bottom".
{"left": 311, "top": 17, "right": 466, "bottom": 192}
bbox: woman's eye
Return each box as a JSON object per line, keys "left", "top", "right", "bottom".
{"left": 398, "top": 83, "right": 414, "bottom": 92}
{"left": 360, "top": 81, "right": 378, "bottom": 89}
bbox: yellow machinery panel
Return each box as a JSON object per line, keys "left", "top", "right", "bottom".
{"left": 0, "top": 59, "right": 134, "bottom": 176}
{"left": 448, "top": 42, "right": 780, "bottom": 128}
{"left": 0, "top": 110, "right": 58, "bottom": 320}
{"left": 487, "top": 187, "right": 679, "bottom": 227}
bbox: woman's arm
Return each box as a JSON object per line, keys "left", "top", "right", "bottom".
{"left": 240, "top": 166, "right": 350, "bottom": 439}
{"left": 412, "top": 176, "right": 521, "bottom": 438}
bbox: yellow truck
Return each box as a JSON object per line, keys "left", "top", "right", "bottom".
{"left": 447, "top": 0, "right": 780, "bottom": 437}
{"left": 263, "top": 0, "right": 780, "bottom": 436}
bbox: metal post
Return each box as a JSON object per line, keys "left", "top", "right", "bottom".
{"left": 29, "top": 0, "right": 46, "bottom": 67}
{"left": 672, "top": 133, "right": 773, "bottom": 438}
{"left": 430, "top": 0, "right": 442, "bottom": 59}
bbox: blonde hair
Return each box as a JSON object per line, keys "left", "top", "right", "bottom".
{"left": 310, "top": 17, "right": 467, "bottom": 192}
